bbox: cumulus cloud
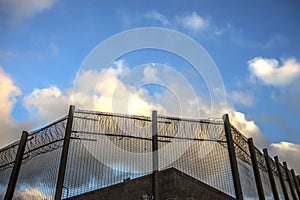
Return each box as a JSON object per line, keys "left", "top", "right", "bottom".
{"left": 71, "top": 60, "right": 165, "bottom": 116}
{"left": 143, "top": 64, "right": 159, "bottom": 82}
{"left": 0, "top": 0, "right": 58, "bottom": 24}
{"left": 248, "top": 56, "right": 300, "bottom": 114}
{"left": 270, "top": 142, "right": 300, "bottom": 174}
{"left": 23, "top": 86, "right": 70, "bottom": 123}
{"left": 93, "top": 61, "right": 164, "bottom": 115}
{"left": 13, "top": 188, "right": 53, "bottom": 200}
{"left": 228, "top": 110, "right": 269, "bottom": 148}
{"left": 0, "top": 61, "right": 298, "bottom": 173}
{"left": 176, "top": 11, "right": 209, "bottom": 32}
{"left": 0, "top": 67, "right": 21, "bottom": 118}
{"left": 248, "top": 57, "right": 300, "bottom": 86}
{"left": 0, "top": 67, "right": 22, "bottom": 147}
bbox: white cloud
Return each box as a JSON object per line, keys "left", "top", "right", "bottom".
{"left": 270, "top": 142, "right": 300, "bottom": 174}
{"left": 0, "top": 61, "right": 299, "bottom": 173}
{"left": 228, "top": 110, "right": 269, "bottom": 149}
{"left": 0, "top": 0, "right": 58, "bottom": 24}
{"left": 248, "top": 57, "right": 300, "bottom": 86}
{"left": 93, "top": 61, "right": 164, "bottom": 115}
{"left": 145, "top": 10, "right": 170, "bottom": 26}
{"left": 23, "top": 86, "right": 70, "bottom": 123}
{"left": 0, "top": 67, "right": 22, "bottom": 147}
{"left": 143, "top": 64, "right": 158, "bottom": 82}
{"left": 176, "top": 12, "right": 209, "bottom": 32}
{"left": 0, "top": 67, "right": 21, "bottom": 118}
{"left": 229, "top": 91, "right": 254, "bottom": 106}
{"left": 13, "top": 188, "right": 53, "bottom": 200}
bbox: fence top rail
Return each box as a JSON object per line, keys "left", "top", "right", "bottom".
{"left": 28, "top": 116, "right": 68, "bottom": 136}
{"left": 75, "top": 109, "right": 223, "bottom": 124}
{"left": 1, "top": 109, "right": 223, "bottom": 155}
{"left": 75, "top": 109, "right": 150, "bottom": 120}
{"left": 157, "top": 114, "right": 223, "bottom": 124}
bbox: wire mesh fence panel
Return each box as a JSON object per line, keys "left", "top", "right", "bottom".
{"left": 1, "top": 108, "right": 300, "bottom": 200}
{"left": 287, "top": 169, "right": 299, "bottom": 200}
{"left": 63, "top": 110, "right": 152, "bottom": 198}
{"left": 12, "top": 146, "right": 63, "bottom": 199}
{"left": 0, "top": 141, "right": 19, "bottom": 199}
{"left": 0, "top": 168, "right": 12, "bottom": 200}
{"left": 254, "top": 147, "right": 273, "bottom": 199}
{"left": 285, "top": 180, "right": 293, "bottom": 200}
{"left": 289, "top": 170, "right": 300, "bottom": 199}
{"left": 274, "top": 175, "right": 285, "bottom": 200}
{"left": 10, "top": 117, "right": 67, "bottom": 200}
{"left": 268, "top": 157, "right": 285, "bottom": 200}
{"left": 157, "top": 115, "right": 235, "bottom": 197}
{"left": 231, "top": 126, "right": 259, "bottom": 199}
{"left": 279, "top": 163, "right": 294, "bottom": 200}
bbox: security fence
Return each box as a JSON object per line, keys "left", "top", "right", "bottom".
{"left": 0, "top": 105, "right": 300, "bottom": 200}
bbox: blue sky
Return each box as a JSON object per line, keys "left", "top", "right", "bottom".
{"left": 1, "top": 0, "right": 300, "bottom": 172}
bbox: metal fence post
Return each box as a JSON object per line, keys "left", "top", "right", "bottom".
{"left": 291, "top": 169, "right": 300, "bottom": 199}
{"left": 4, "top": 131, "right": 28, "bottom": 200}
{"left": 263, "top": 149, "right": 279, "bottom": 200}
{"left": 55, "top": 105, "right": 75, "bottom": 200}
{"left": 274, "top": 156, "right": 289, "bottom": 200}
{"left": 297, "top": 176, "right": 300, "bottom": 192}
{"left": 248, "top": 138, "right": 265, "bottom": 200}
{"left": 223, "top": 114, "right": 243, "bottom": 200}
{"left": 283, "top": 162, "right": 297, "bottom": 200}
{"left": 152, "top": 110, "right": 159, "bottom": 200}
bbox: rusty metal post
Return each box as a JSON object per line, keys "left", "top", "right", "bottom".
{"left": 55, "top": 105, "right": 75, "bottom": 200}
{"left": 223, "top": 114, "right": 243, "bottom": 200}
{"left": 152, "top": 110, "right": 159, "bottom": 200}
{"left": 248, "top": 138, "right": 265, "bottom": 200}
{"left": 263, "top": 149, "right": 279, "bottom": 200}
{"left": 4, "top": 131, "right": 28, "bottom": 200}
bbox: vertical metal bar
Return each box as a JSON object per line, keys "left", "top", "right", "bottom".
{"left": 223, "top": 114, "right": 243, "bottom": 200}
{"left": 275, "top": 156, "right": 289, "bottom": 200}
{"left": 291, "top": 169, "right": 300, "bottom": 199}
{"left": 55, "top": 105, "right": 75, "bottom": 200}
{"left": 152, "top": 110, "right": 159, "bottom": 200}
{"left": 263, "top": 149, "right": 279, "bottom": 200}
{"left": 297, "top": 176, "right": 300, "bottom": 193}
{"left": 4, "top": 131, "right": 28, "bottom": 200}
{"left": 248, "top": 138, "right": 265, "bottom": 200}
{"left": 283, "top": 162, "right": 297, "bottom": 200}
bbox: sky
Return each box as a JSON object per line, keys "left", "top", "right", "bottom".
{"left": 0, "top": 0, "right": 300, "bottom": 176}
